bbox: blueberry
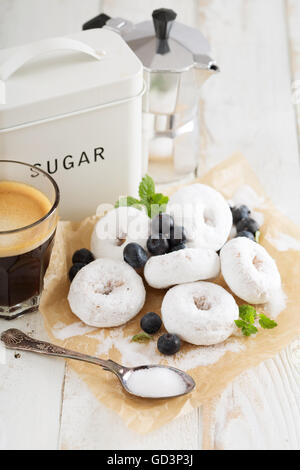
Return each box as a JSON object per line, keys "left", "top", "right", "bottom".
{"left": 231, "top": 205, "right": 251, "bottom": 225}
{"left": 69, "top": 263, "right": 86, "bottom": 282}
{"left": 235, "top": 230, "right": 255, "bottom": 241}
{"left": 151, "top": 213, "right": 174, "bottom": 236}
{"left": 170, "top": 242, "right": 186, "bottom": 252}
{"left": 147, "top": 235, "right": 169, "bottom": 256}
{"left": 123, "top": 243, "right": 148, "bottom": 268}
{"left": 169, "top": 225, "right": 187, "bottom": 247}
{"left": 140, "top": 312, "right": 162, "bottom": 334}
{"left": 236, "top": 217, "right": 259, "bottom": 235}
{"left": 157, "top": 334, "right": 181, "bottom": 355}
{"left": 72, "top": 248, "right": 94, "bottom": 265}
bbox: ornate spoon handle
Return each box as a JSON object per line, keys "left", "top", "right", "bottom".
{"left": 0, "top": 329, "right": 124, "bottom": 375}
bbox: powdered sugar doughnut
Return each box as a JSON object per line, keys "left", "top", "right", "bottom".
{"left": 220, "top": 238, "right": 281, "bottom": 304}
{"left": 144, "top": 248, "right": 220, "bottom": 289}
{"left": 167, "top": 184, "right": 232, "bottom": 251}
{"left": 162, "top": 282, "right": 239, "bottom": 346}
{"left": 68, "top": 259, "right": 146, "bottom": 327}
{"left": 91, "top": 207, "right": 150, "bottom": 261}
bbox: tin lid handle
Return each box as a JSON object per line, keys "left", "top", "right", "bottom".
{"left": 0, "top": 37, "right": 106, "bottom": 104}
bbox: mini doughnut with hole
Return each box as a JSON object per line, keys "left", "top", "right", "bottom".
{"left": 144, "top": 247, "right": 220, "bottom": 289}
{"left": 91, "top": 207, "right": 150, "bottom": 262}
{"left": 220, "top": 237, "right": 281, "bottom": 304}
{"left": 68, "top": 258, "right": 146, "bottom": 327}
{"left": 167, "top": 184, "right": 232, "bottom": 251}
{"left": 162, "top": 282, "right": 239, "bottom": 345}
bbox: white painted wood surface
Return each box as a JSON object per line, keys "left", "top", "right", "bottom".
{"left": 0, "top": 0, "right": 101, "bottom": 48}
{"left": 0, "top": 313, "right": 65, "bottom": 450}
{"left": 0, "top": 0, "right": 300, "bottom": 450}
{"left": 203, "top": 346, "right": 300, "bottom": 450}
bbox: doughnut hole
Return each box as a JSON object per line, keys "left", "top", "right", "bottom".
{"left": 95, "top": 280, "right": 124, "bottom": 295}
{"left": 115, "top": 237, "right": 126, "bottom": 247}
{"left": 203, "top": 209, "right": 216, "bottom": 227}
{"left": 194, "top": 296, "right": 211, "bottom": 311}
{"left": 252, "top": 255, "right": 264, "bottom": 271}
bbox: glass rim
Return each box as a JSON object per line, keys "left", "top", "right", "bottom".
{"left": 0, "top": 159, "right": 60, "bottom": 235}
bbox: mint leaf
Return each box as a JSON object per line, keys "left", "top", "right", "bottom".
{"left": 241, "top": 324, "right": 258, "bottom": 336}
{"left": 235, "top": 319, "right": 258, "bottom": 337}
{"left": 239, "top": 304, "right": 257, "bottom": 324}
{"left": 131, "top": 332, "right": 153, "bottom": 343}
{"left": 115, "top": 196, "right": 142, "bottom": 209}
{"left": 235, "top": 319, "right": 247, "bottom": 328}
{"left": 149, "top": 193, "right": 169, "bottom": 218}
{"left": 259, "top": 314, "right": 278, "bottom": 329}
{"left": 151, "top": 193, "right": 169, "bottom": 205}
{"left": 139, "top": 175, "right": 155, "bottom": 202}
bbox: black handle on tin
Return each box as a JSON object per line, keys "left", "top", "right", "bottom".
{"left": 83, "top": 13, "right": 111, "bottom": 31}
{"left": 152, "top": 8, "right": 177, "bottom": 40}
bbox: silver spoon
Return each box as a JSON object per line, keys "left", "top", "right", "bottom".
{"left": 0, "top": 329, "right": 195, "bottom": 399}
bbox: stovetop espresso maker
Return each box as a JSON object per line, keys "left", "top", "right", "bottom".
{"left": 84, "top": 8, "right": 219, "bottom": 184}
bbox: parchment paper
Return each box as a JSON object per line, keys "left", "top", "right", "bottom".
{"left": 40, "top": 154, "right": 300, "bottom": 434}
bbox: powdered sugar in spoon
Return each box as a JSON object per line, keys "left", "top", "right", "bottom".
{"left": 1, "top": 329, "right": 195, "bottom": 399}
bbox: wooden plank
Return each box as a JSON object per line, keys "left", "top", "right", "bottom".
{"left": 59, "top": 367, "right": 200, "bottom": 450}
{"left": 0, "top": 0, "right": 101, "bottom": 48}
{"left": 0, "top": 312, "right": 65, "bottom": 450}
{"left": 203, "top": 343, "right": 300, "bottom": 450}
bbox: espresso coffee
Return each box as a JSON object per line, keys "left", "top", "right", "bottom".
{"left": 0, "top": 181, "right": 55, "bottom": 316}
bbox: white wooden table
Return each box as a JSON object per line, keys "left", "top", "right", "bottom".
{"left": 1, "top": 0, "right": 300, "bottom": 450}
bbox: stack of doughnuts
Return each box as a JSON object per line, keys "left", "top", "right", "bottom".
{"left": 67, "top": 183, "right": 282, "bottom": 348}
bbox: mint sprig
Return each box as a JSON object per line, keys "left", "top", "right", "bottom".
{"left": 115, "top": 175, "right": 169, "bottom": 218}
{"left": 235, "top": 305, "right": 278, "bottom": 337}
{"left": 131, "top": 332, "right": 153, "bottom": 343}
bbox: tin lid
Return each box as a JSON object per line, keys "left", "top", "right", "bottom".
{"left": 0, "top": 30, "right": 143, "bottom": 131}
{"left": 120, "top": 8, "right": 216, "bottom": 73}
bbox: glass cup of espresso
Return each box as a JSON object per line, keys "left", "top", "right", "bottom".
{"left": 0, "top": 160, "right": 59, "bottom": 320}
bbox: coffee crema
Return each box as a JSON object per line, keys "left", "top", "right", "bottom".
{"left": 0, "top": 181, "right": 55, "bottom": 257}
{"left": 0, "top": 181, "right": 51, "bottom": 231}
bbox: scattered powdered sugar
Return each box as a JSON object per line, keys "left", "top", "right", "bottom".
{"left": 230, "top": 185, "right": 265, "bottom": 210}
{"left": 251, "top": 210, "right": 264, "bottom": 227}
{"left": 125, "top": 367, "right": 187, "bottom": 398}
{"left": 265, "top": 232, "right": 300, "bottom": 252}
{"left": 52, "top": 321, "right": 97, "bottom": 340}
{"left": 168, "top": 339, "right": 245, "bottom": 370}
{"left": 88, "top": 328, "right": 244, "bottom": 371}
{"left": 264, "top": 288, "right": 287, "bottom": 319}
